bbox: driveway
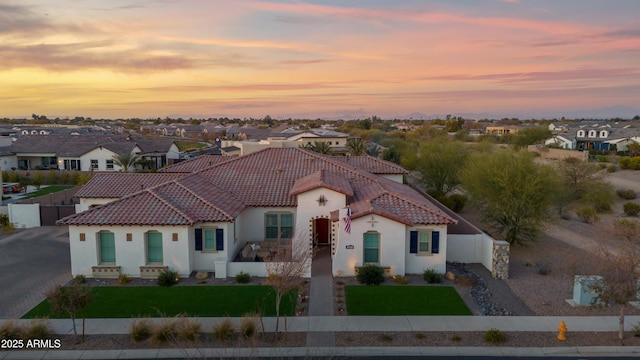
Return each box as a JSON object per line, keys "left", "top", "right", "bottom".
{"left": 0, "top": 226, "right": 71, "bottom": 319}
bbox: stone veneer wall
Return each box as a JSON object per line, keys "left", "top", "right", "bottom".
{"left": 492, "top": 241, "right": 510, "bottom": 280}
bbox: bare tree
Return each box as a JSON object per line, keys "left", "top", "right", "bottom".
{"left": 577, "top": 218, "right": 640, "bottom": 340}
{"left": 264, "top": 234, "right": 313, "bottom": 333}
{"left": 47, "top": 283, "right": 93, "bottom": 343}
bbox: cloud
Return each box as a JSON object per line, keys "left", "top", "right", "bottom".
{"left": 422, "top": 68, "right": 640, "bottom": 84}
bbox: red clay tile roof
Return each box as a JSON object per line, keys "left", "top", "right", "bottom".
{"left": 289, "top": 170, "right": 354, "bottom": 196}
{"left": 331, "top": 156, "right": 408, "bottom": 175}
{"left": 159, "top": 155, "right": 235, "bottom": 173}
{"left": 74, "top": 173, "right": 184, "bottom": 198}
{"left": 61, "top": 147, "right": 455, "bottom": 226}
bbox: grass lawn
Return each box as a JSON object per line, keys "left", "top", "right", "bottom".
{"left": 345, "top": 286, "right": 472, "bottom": 316}
{"left": 22, "top": 185, "right": 76, "bottom": 199}
{"left": 22, "top": 286, "right": 296, "bottom": 319}
{"left": 175, "top": 140, "right": 208, "bottom": 152}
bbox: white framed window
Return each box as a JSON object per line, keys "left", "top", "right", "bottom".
{"left": 599, "top": 130, "right": 608, "bottom": 138}
{"left": 106, "top": 159, "right": 114, "bottom": 170}
{"left": 410, "top": 230, "right": 440, "bottom": 255}
{"left": 265, "top": 212, "right": 294, "bottom": 240}
{"left": 418, "top": 231, "right": 431, "bottom": 253}
{"left": 577, "top": 130, "right": 585, "bottom": 138}
{"left": 588, "top": 130, "right": 597, "bottom": 138}
{"left": 91, "top": 159, "right": 99, "bottom": 169}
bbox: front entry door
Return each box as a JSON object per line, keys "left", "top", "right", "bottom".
{"left": 314, "top": 218, "right": 331, "bottom": 246}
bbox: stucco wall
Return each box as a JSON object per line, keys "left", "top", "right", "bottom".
{"left": 68, "top": 225, "right": 191, "bottom": 277}
{"left": 447, "top": 232, "right": 506, "bottom": 277}
{"left": 7, "top": 203, "right": 40, "bottom": 228}
{"left": 404, "top": 225, "right": 448, "bottom": 275}
{"left": 190, "top": 222, "right": 235, "bottom": 271}
{"left": 528, "top": 146, "right": 588, "bottom": 161}
{"left": 237, "top": 206, "right": 297, "bottom": 243}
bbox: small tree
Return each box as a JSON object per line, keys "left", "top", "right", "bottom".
{"left": 264, "top": 234, "right": 312, "bottom": 334}
{"left": 112, "top": 152, "right": 140, "bottom": 172}
{"left": 578, "top": 219, "right": 640, "bottom": 340}
{"left": 31, "top": 171, "right": 43, "bottom": 190}
{"left": 47, "top": 283, "right": 93, "bottom": 342}
{"left": 347, "top": 138, "right": 367, "bottom": 156}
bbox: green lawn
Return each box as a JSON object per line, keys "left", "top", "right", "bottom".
{"left": 22, "top": 286, "right": 296, "bottom": 319}
{"left": 22, "top": 185, "right": 75, "bottom": 199}
{"left": 345, "top": 286, "right": 472, "bottom": 316}
{"left": 175, "top": 140, "right": 208, "bottom": 152}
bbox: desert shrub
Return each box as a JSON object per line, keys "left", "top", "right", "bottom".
{"left": 212, "top": 318, "right": 235, "bottom": 341}
{"left": 392, "top": 275, "right": 409, "bottom": 285}
{"left": 617, "top": 189, "right": 637, "bottom": 200}
{"left": 576, "top": 207, "right": 598, "bottom": 224}
{"left": 434, "top": 193, "right": 467, "bottom": 213}
{"left": 596, "top": 155, "right": 609, "bottom": 163}
{"left": 378, "top": 333, "right": 393, "bottom": 342}
{"left": 60, "top": 172, "right": 69, "bottom": 184}
{"left": 624, "top": 202, "right": 640, "bottom": 217}
{"left": 21, "top": 318, "right": 53, "bottom": 340}
{"left": 240, "top": 313, "right": 258, "bottom": 339}
{"left": 8, "top": 172, "right": 19, "bottom": 183}
{"left": 483, "top": 328, "right": 507, "bottom": 344}
{"left": 0, "top": 320, "right": 22, "bottom": 340}
{"left": 607, "top": 164, "right": 617, "bottom": 173}
{"left": 414, "top": 332, "right": 425, "bottom": 340}
{"left": 151, "top": 319, "right": 176, "bottom": 344}
{"left": 450, "top": 333, "right": 462, "bottom": 341}
{"left": 0, "top": 214, "right": 14, "bottom": 233}
{"left": 356, "top": 264, "right": 385, "bottom": 285}
{"left": 157, "top": 268, "right": 179, "bottom": 287}
{"left": 235, "top": 271, "right": 251, "bottom": 284}
{"left": 130, "top": 318, "right": 153, "bottom": 342}
{"left": 71, "top": 171, "right": 80, "bottom": 185}
{"left": 176, "top": 317, "right": 201, "bottom": 341}
{"left": 536, "top": 262, "right": 552, "bottom": 275}
{"left": 71, "top": 274, "right": 86, "bottom": 285}
{"left": 619, "top": 156, "right": 640, "bottom": 170}
{"left": 47, "top": 170, "right": 58, "bottom": 185}
{"left": 423, "top": 268, "right": 441, "bottom": 284}
{"left": 597, "top": 163, "right": 607, "bottom": 170}
{"left": 454, "top": 275, "right": 476, "bottom": 286}
{"left": 118, "top": 274, "right": 132, "bottom": 285}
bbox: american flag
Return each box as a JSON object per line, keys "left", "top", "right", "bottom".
{"left": 344, "top": 207, "right": 351, "bottom": 234}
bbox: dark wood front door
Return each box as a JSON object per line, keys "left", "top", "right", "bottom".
{"left": 314, "top": 218, "right": 330, "bottom": 246}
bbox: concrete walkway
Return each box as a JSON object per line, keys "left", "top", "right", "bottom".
{"left": 3, "top": 316, "right": 640, "bottom": 359}
{"left": 306, "top": 245, "right": 335, "bottom": 347}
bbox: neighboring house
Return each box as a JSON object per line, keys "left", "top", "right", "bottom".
{"left": 544, "top": 135, "right": 575, "bottom": 150}
{"left": 9, "top": 135, "right": 178, "bottom": 171}
{"left": 484, "top": 126, "right": 520, "bottom": 136}
{"left": 59, "top": 148, "right": 506, "bottom": 280}
{"left": 269, "top": 128, "right": 349, "bottom": 154}
{"left": 543, "top": 122, "right": 640, "bottom": 152}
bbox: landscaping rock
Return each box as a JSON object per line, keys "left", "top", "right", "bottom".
{"left": 445, "top": 271, "right": 456, "bottom": 281}
{"left": 195, "top": 271, "right": 209, "bottom": 280}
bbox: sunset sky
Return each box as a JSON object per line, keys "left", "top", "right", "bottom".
{"left": 1, "top": 0, "right": 639, "bottom": 119}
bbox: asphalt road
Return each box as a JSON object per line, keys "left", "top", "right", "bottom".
{"left": 0, "top": 226, "right": 72, "bottom": 319}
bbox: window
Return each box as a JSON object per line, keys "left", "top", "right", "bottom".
{"left": 63, "top": 159, "right": 80, "bottom": 170}
{"left": 600, "top": 131, "right": 608, "bottom": 138}
{"left": 195, "top": 228, "right": 224, "bottom": 251}
{"left": 99, "top": 231, "right": 115, "bottom": 264}
{"left": 265, "top": 213, "right": 293, "bottom": 240}
{"left": 146, "top": 232, "right": 163, "bottom": 264}
{"left": 106, "top": 159, "right": 114, "bottom": 170}
{"left": 90, "top": 159, "right": 98, "bottom": 169}
{"left": 410, "top": 230, "right": 440, "bottom": 255}
{"left": 577, "top": 130, "right": 585, "bottom": 138}
{"left": 363, "top": 232, "right": 379, "bottom": 264}
{"left": 588, "top": 130, "right": 596, "bottom": 138}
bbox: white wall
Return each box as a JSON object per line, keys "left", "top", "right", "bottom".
{"left": 236, "top": 206, "right": 297, "bottom": 243}
{"left": 404, "top": 225, "right": 448, "bottom": 274}
{"left": 332, "top": 212, "right": 408, "bottom": 277}
{"left": 447, "top": 232, "right": 502, "bottom": 274}
{"left": 0, "top": 155, "right": 18, "bottom": 171}
{"left": 8, "top": 203, "right": 40, "bottom": 228}
{"left": 68, "top": 225, "right": 191, "bottom": 277}
{"left": 80, "top": 147, "right": 119, "bottom": 171}
{"left": 381, "top": 174, "right": 403, "bottom": 183}
{"left": 295, "top": 187, "right": 346, "bottom": 241}
{"left": 190, "top": 222, "right": 235, "bottom": 271}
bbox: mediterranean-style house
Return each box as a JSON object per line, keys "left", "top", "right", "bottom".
{"left": 59, "top": 148, "right": 508, "bottom": 280}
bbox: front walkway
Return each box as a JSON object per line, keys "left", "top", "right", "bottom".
{"left": 306, "top": 245, "right": 334, "bottom": 347}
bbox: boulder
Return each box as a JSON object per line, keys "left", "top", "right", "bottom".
{"left": 445, "top": 271, "right": 456, "bottom": 281}
{"left": 195, "top": 271, "right": 209, "bottom": 280}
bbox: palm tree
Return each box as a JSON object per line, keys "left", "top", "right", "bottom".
{"left": 299, "top": 141, "right": 333, "bottom": 155}
{"left": 112, "top": 152, "right": 140, "bottom": 172}
{"left": 347, "top": 138, "right": 366, "bottom": 156}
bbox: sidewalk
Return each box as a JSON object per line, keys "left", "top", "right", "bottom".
{"left": 3, "top": 316, "right": 640, "bottom": 359}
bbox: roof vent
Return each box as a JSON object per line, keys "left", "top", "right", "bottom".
{"left": 275, "top": 168, "right": 283, "bottom": 174}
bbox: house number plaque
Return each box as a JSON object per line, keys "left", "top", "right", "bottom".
{"left": 345, "top": 245, "right": 354, "bottom": 249}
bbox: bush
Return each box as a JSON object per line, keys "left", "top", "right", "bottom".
{"left": 596, "top": 155, "right": 609, "bottom": 163}
{"left": 235, "top": 271, "right": 251, "bottom": 284}
{"left": 423, "top": 269, "right": 442, "bottom": 284}
{"left": 157, "top": 268, "right": 179, "bottom": 287}
{"left": 392, "top": 275, "right": 409, "bottom": 285}
{"left": 607, "top": 164, "right": 617, "bottom": 173}
{"left": 576, "top": 207, "right": 598, "bottom": 224}
{"left": 619, "top": 156, "right": 640, "bottom": 170}
{"left": 118, "top": 274, "right": 132, "bottom": 285}
{"left": 624, "top": 202, "right": 640, "bottom": 217}
{"left": 0, "top": 320, "right": 22, "bottom": 340}
{"left": 176, "top": 317, "right": 201, "bottom": 341}
{"left": 483, "top": 328, "right": 507, "bottom": 344}
{"left": 212, "top": 318, "right": 235, "bottom": 341}
{"left": 151, "top": 319, "right": 176, "bottom": 344}
{"left": 617, "top": 189, "right": 637, "bottom": 200}
{"left": 434, "top": 194, "right": 468, "bottom": 213}
{"left": 21, "top": 318, "right": 53, "bottom": 340}
{"left": 356, "top": 264, "right": 385, "bottom": 285}
{"left": 130, "top": 318, "right": 152, "bottom": 342}
{"left": 71, "top": 274, "right": 86, "bottom": 285}
{"left": 240, "top": 313, "right": 258, "bottom": 340}
{"left": 450, "top": 333, "right": 462, "bottom": 341}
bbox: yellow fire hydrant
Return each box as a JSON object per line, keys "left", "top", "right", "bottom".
{"left": 557, "top": 321, "right": 567, "bottom": 341}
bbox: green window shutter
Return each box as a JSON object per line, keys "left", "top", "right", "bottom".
{"left": 363, "top": 232, "right": 379, "bottom": 263}
{"left": 147, "top": 232, "right": 163, "bottom": 263}
{"left": 215, "top": 228, "right": 224, "bottom": 251}
{"left": 100, "top": 232, "right": 115, "bottom": 263}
